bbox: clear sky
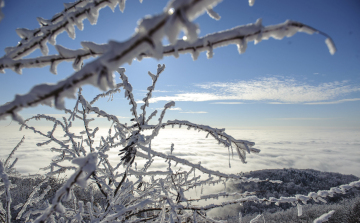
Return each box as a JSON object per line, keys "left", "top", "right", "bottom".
{"left": 0, "top": 0, "right": 359, "bottom": 129}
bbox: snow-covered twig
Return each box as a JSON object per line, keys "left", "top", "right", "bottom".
{"left": 142, "top": 119, "right": 259, "bottom": 163}
{"left": 90, "top": 83, "right": 123, "bottom": 105}
{"left": 141, "top": 64, "right": 165, "bottom": 125}
{"left": 313, "top": 210, "right": 335, "bottom": 223}
{"left": 15, "top": 178, "right": 51, "bottom": 220}
{"left": 0, "top": 161, "right": 11, "bottom": 223}
{"left": 137, "top": 144, "right": 267, "bottom": 182}
{"left": 0, "top": 20, "right": 336, "bottom": 75}
{"left": 34, "top": 153, "right": 97, "bottom": 223}
{"left": 0, "top": 0, "right": 137, "bottom": 61}
{"left": 4, "top": 135, "right": 24, "bottom": 168}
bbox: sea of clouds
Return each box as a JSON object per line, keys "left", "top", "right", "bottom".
{"left": 1, "top": 125, "right": 359, "bottom": 178}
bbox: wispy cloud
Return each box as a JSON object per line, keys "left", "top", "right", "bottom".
{"left": 169, "top": 107, "right": 182, "bottom": 111}
{"left": 270, "top": 118, "right": 334, "bottom": 121}
{"left": 304, "top": 98, "right": 360, "bottom": 105}
{"left": 154, "top": 90, "right": 171, "bottom": 93}
{"left": 148, "top": 77, "right": 360, "bottom": 104}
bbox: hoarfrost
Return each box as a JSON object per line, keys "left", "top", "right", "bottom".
{"left": 313, "top": 210, "right": 335, "bottom": 223}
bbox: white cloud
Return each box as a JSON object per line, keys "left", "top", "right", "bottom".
{"left": 148, "top": 77, "right": 360, "bottom": 104}
{"left": 304, "top": 98, "right": 360, "bottom": 105}
{"left": 270, "top": 118, "right": 334, "bottom": 121}
{"left": 170, "top": 107, "right": 182, "bottom": 111}
{"left": 267, "top": 102, "right": 295, "bottom": 104}
{"left": 154, "top": 90, "right": 171, "bottom": 93}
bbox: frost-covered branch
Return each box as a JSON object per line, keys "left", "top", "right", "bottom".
{"left": 0, "top": 0, "right": 222, "bottom": 123}
{"left": 137, "top": 144, "right": 266, "bottom": 182}
{"left": 185, "top": 179, "right": 360, "bottom": 216}
{"left": 15, "top": 178, "right": 50, "bottom": 220}
{"left": 0, "top": 20, "right": 336, "bottom": 74}
{"left": 313, "top": 210, "right": 335, "bottom": 223}
{"left": 0, "top": 161, "right": 11, "bottom": 223}
{"left": 34, "top": 153, "right": 97, "bottom": 223}
{"left": 0, "top": 0, "right": 139, "bottom": 61}
{"left": 118, "top": 68, "right": 140, "bottom": 126}
{"left": 143, "top": 119, "right": 259, "bottom": 163}
{"left": 141, "top": 64, "right": 165, "bottom": 125}
{"left": 141, "top": 19, "right": 336, "bottom": 59}
{"left": 20, "top": 114, "right": 82, "bottom": 160}
{"left": 4, "top": 135, "right": 24, "bottom": 168}
{"left": 90, "top": 83, "right": 123, "bottom": 105}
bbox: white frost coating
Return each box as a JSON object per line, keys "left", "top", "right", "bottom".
{"left": 164, "top": 101, "right": 175, "bottom": 109}
{"left": 200, "top": 191, "right": 255, "bottom": 200}
{"left": 0, "top": 0, "right": 128, "bottom": 60}
{"left": 16, "top": 28, "right": 35, "bottom": 39}
{"left": 249, "top": 214, "right": 262, "bottom": 223}
{"left": 249, "top": 0, "right": 255, "bottom": 7}
{"left": 0, "top": 161, "right": 12, "bottom": 223}
{"left": 81, "top": 41, "right": 109, "bottom": 54}
{"left": 4, "top": 135, "right": 24, "bottom": 168}
{"left": 325, "top": 38, "right": 336, "bottom": 55}
{"left": 297, "top": 203, "right": 303, "bottom": 216}
{"left": 34, "top": 153, "right": 98, "bottom": 223}
{"left": 206, "top": 8, "right": 221, "bottom": 20}
{"left": 1, "top": 20, "right": 335, "bottom": 75}
{"left": 119, "top": 0, "right": 126, "bottom": 12}
{"left": 142, "top": 119, "right": 258, "bottom": 163}
{"left": 55, "top": 45, "right": 87, "bottom": 58}
{"left": 313, "top": 210, "right": 335, "bottom": 223}
{"left": 137, "top": 144, "right": 263, "bottom": 182}
{"left": 16, "top": 178, "right": 50, "bottom": 220}
{"left": 100, "top": 199, "right": 154, "bottom": 222}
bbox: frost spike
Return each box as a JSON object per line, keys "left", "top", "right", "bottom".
{"left": 206, "top": 8, "right": 221, "bottom": 20}
{"left": 325, "top": 38, "right": 336, "bottom": 55}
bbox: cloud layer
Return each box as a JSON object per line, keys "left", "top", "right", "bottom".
{"left": 149, "top": 77, "right": 360, "bottom": 104}
{"left": 2, "top": 126, "right": 359, "bottom": 177}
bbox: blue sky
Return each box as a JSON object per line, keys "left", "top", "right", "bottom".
{"left": 0, "top": 0, "right": 359, "bottom": 129}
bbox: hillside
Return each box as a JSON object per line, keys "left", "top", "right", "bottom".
{"left": 213, "top": 168, "right": 360, "bottom": 222}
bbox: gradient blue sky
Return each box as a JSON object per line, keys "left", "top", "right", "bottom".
{"left": 0, "top": 0, "right": 359, "bottom": 129}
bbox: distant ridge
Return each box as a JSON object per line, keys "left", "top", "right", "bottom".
{"left": 212, "top": 168, "right": 360, "bottom": 221}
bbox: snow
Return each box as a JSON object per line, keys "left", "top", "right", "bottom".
{"left": 297, "top": 203, "right": 303, "bottom": 216}
{"left": 313, "top": 210, "right": 335, "bottom": 223}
